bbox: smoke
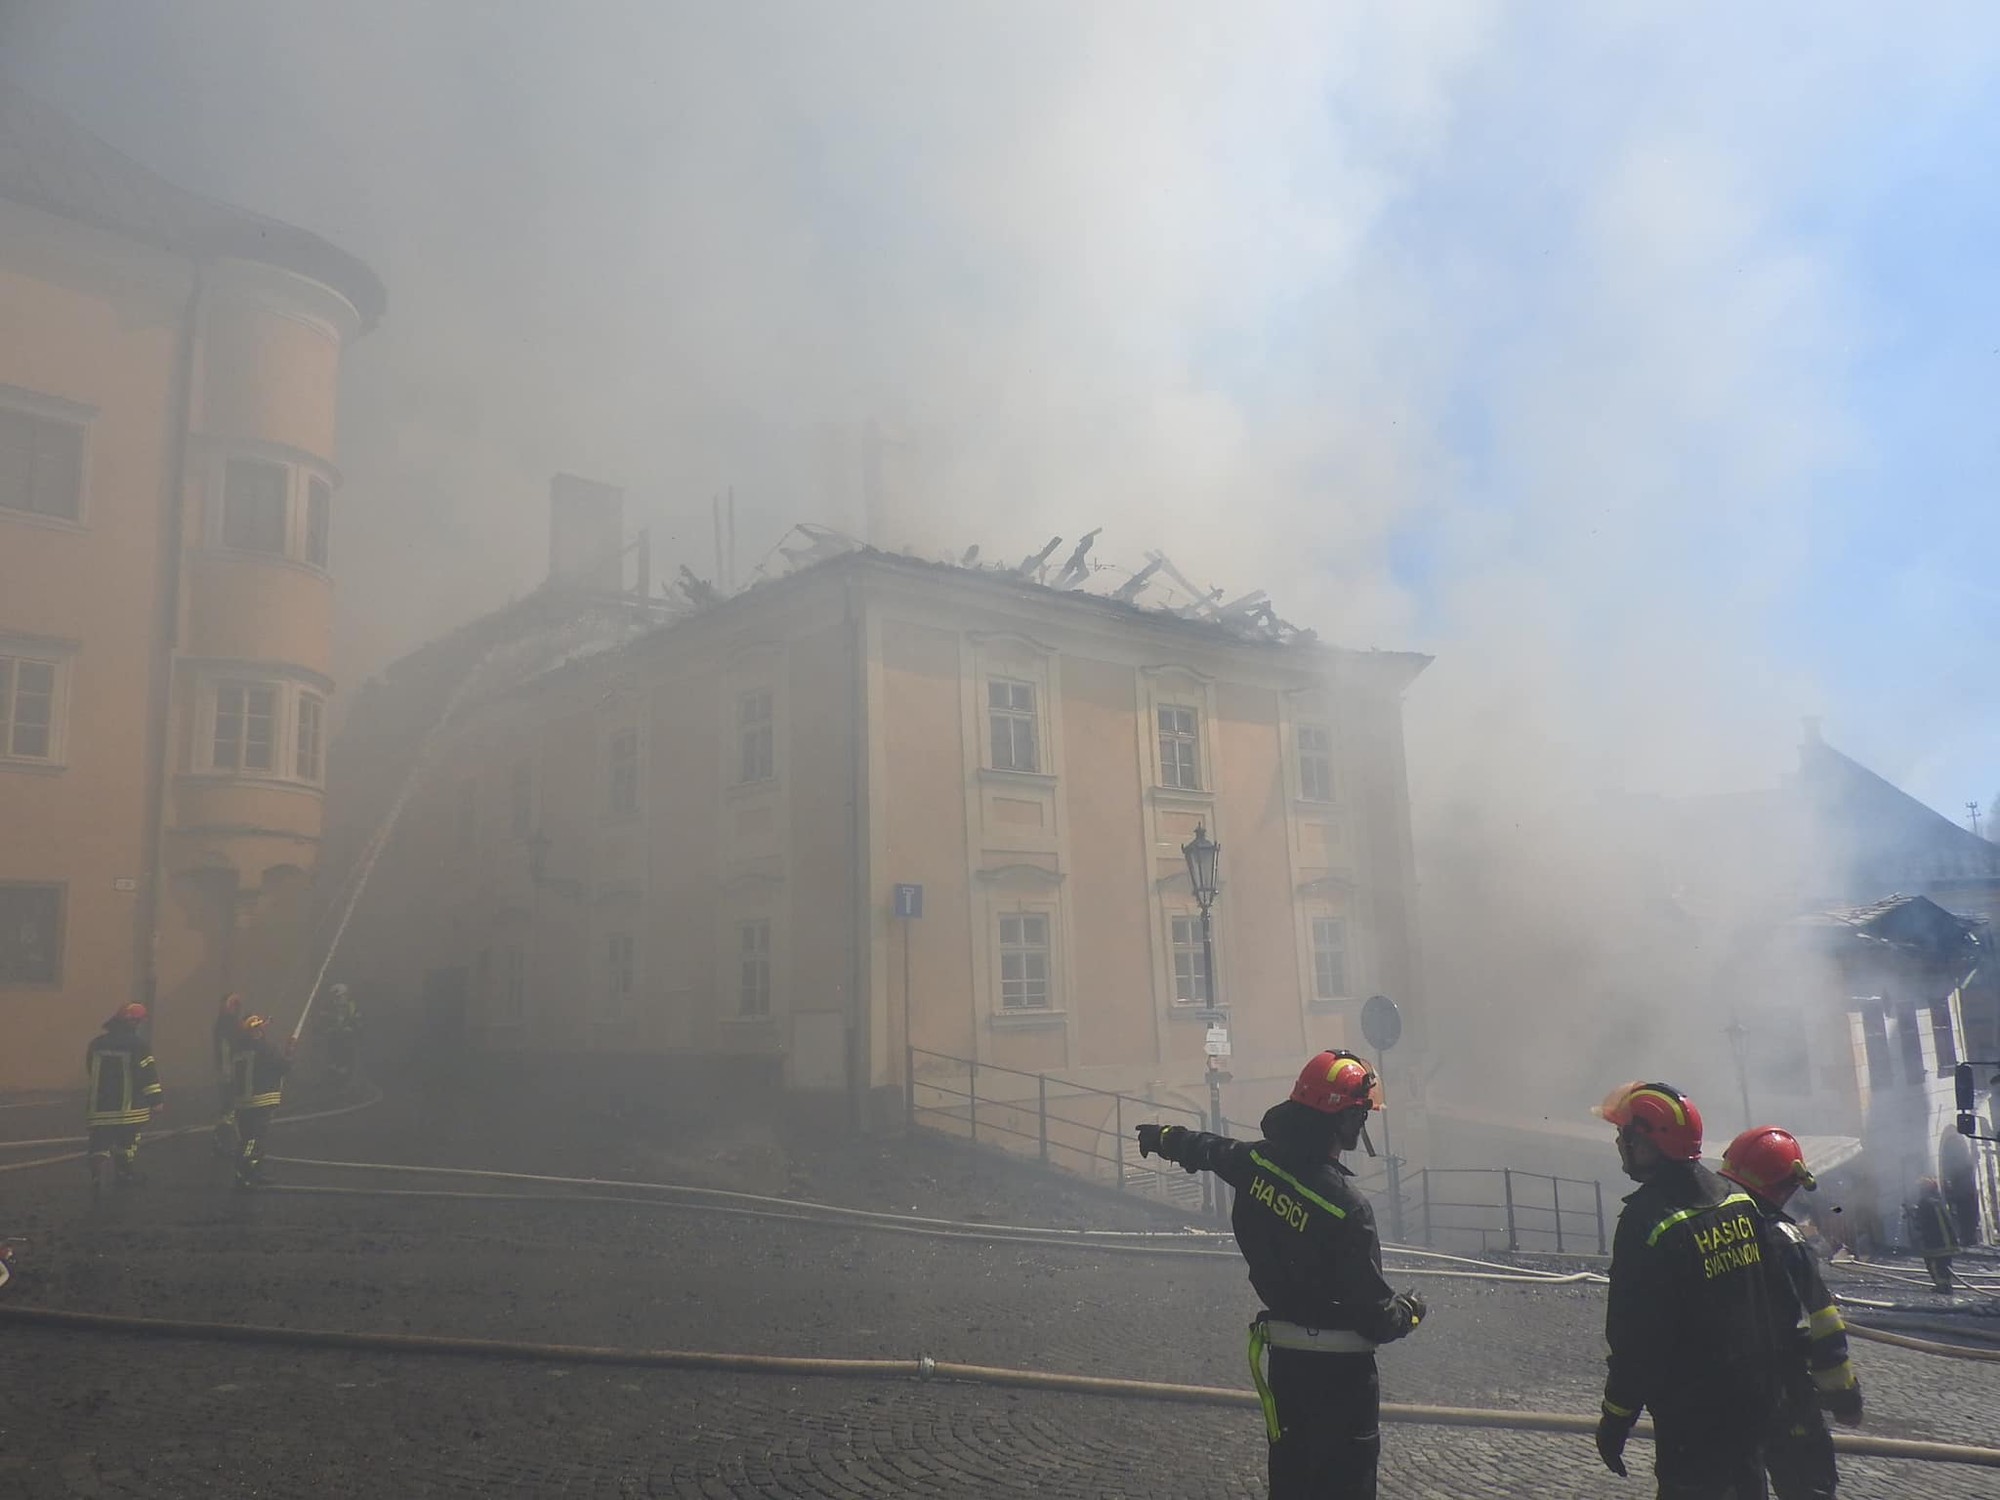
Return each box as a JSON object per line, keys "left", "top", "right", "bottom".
{"left": 10, "top": 2, "right": 1998, "bottom": 1126}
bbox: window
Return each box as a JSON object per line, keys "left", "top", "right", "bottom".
{"left": 988, "top": 679, "right": 1040, "bottom": 772}
{"left": 305, "top": 477, "right": 331, "bottom": 569}
{"left": 456, "top": 779, "right": 477, "bottom": 851}
{"left": 1892, "top": 999, "right": 1927, "bottom": 1088}
{"left": 0, "top": 654, "right": 58, "bottom": 760}
{"left": 295, "top": 693, "right": 324, "bottom": 783}
{"left": 1158, "top": 705, "right": 1201, "bottom": 790}
{"left": 0, "top": 406, "right": 84, "bottom": 521}
{"left": 213, "top": 682, "right": 277, "bottom": 772}
{"left": 495, "top": 946, "right": 526, "bottom": 1024}
{"left": 510, "top": 761, "right": 533, "bottom": 838}
{"left": 736, "top": 690, "right": 774, "bottom": 784}
{"left": 1297, "top": 724, "right": 1333, "bottom": 802}
{"left": 0, "top": 883, "right": 63, "bottom": 983}
{"left": 1311, "top": 917, "right": 1349, "bottom": 1001}
{"left": 607, "top": 728, "right": 639, "bottom": 816}
{"left": 998, "top": 912, "right": 1051, "bottom": 1010}
{"left": 1170, "top": 914, "right": 1211, "bottom": 1005}
{"left": 1858, "top": 1002, "right": 1892, "bottom": 1083}
{"left": 221, "top": 457, "right": 289, "bottom": 554}
{"left": 602, "top": 933, "right": 634, "bottom": 1022}
{"left": 1932, "top": 1001, "right": 1960, "bottom": 1077}
{"left": 738, "top": 920, "right": 772, "bottom": 1017}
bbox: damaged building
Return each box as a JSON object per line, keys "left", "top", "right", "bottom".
{"left": 329, "top": 482, "right": 1430, "bottom": 1129}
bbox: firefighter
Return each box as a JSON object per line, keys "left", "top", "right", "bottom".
{"left": 229, "top": 1014, "right": 293, "bottom": 1188}
{"left": 1903, "top": 1177, "right": 1961, "bottom": 1293}
{"left": 1720, "top": 1127, "right": 1863, "bottom": 1500}
{"left": 1136, "top": 1050, "right": 1427, "bottom": 1499}
{"left": 1593, "top": 1081, "right": 1802, "bottom": 1499}
{"left": 212, "top": 992, "right": 244, "bottom": 1157}
{"left": 84, "top": 1003, "right": 163, "bottom": 1191}
{"left": 318, "top": 982, "right": 361, "bottom": 1089}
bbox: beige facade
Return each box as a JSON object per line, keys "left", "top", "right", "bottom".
{"left": 347, "top": 552, "right": 1428, "bottom": 1120}
{"left": 0, "top": 94, "right": 380, "bottom": 1089}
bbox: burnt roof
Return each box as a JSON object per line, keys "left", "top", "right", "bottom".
{"left": 0, "top": 86, "right": 385, "bottom": 328}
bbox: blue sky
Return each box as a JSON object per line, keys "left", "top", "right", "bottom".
{"left": 7, "top": 2, "right": 1996, "bottom": 823}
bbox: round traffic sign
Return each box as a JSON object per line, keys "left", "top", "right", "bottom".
{"left": 1360, "top": 994, "right": 1402, "bottom": 1052}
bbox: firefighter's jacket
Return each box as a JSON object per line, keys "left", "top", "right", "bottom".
{"left": 85, "top": 1028, "right": 161, "bottom": 1127}
{"left": 1756, "top": 1202, "right": 1859, "bottom": 1408}
{"left": 1603, "top": 1161, "right": 1801, "bottom": 1422}
{"left": 1155, "top": 1124, "right": 1419, "bottom": 1345}
{"left": 1905, "top": 1195, "right": 1960, "bottom": 1256}
{"left": 229, "top": 1035, "right": 289, "bottom": 1111}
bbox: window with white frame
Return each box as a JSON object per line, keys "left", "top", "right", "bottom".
{"left": 1158, "top": 704, "right": 1201, "bottom": 790}
{"left": 1170, "top": 913, "right": 1212, "bottom": 1005}
{"left": 738, "top": 920, "right": 772, "bottom": 1017}
{"left": 602, "top": 932, "right": 635, "bottom": 1022}
{"left": 495, "top": 946, "right": 526, "bottom": 1024}
{"left": 0, "top": 882, "right": 64, "bottom": 984}
{"left": 736, "top": 690, "right": 774, "bottom": 784}
{"left": 305, "top": 477, "right": 331, "bottom": 569}
{"left": 0, "top": 652, "right": 60, "bottom": 761}
{"left": 606, "top": 728, "right": 639, "bottom": 816}
{"left": 510, "top": 760, "right": 533, "bottom": 838}
{"left": 1297, "top": 724, "right": 1334, "bottom": 802}
{"left": 998, "top": 912, "right": 1052, "bottom": 1010}
{"left": 1311, "top": 916, "right": 1349, "bottom": 1001}
{"left": 295, "top": 693, "right": 324, "bottom": 784}
{"left": 987, "top": 678, "right": 1040, "bottom": 772}
{"left": 0, "top": 404, "right": 85, "bottom": 521}
{"left": 221, "top": 457, "right": 289, "bottom": 555}
{"left": 213, "top": 681, "right": 278, "bottom": 772}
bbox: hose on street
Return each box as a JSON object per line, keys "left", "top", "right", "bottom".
{"left": 0, "top": 1302, "right": 1992, "bottom": 1468}
{"left": 0, "top": 1090, "right": 382, "bottom": 1176}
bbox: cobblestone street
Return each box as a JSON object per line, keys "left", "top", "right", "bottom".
{"left": 2, "top": 1091, "right": 1995, "bottom": 1498}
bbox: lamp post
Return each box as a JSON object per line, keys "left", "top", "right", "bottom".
{"left": 1182, "top": 822, "right": 1224, "bottom": 1217}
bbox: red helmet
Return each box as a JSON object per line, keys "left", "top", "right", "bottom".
{"left": 111, "top": 1003, "right": 148, "bottom": 1028}
{"left": 1720, "top": 1127, "right": 1816, "bottom": 1203}
{"left": 1594, "top": 1080, "right": 1703, "bottom": 1161}
{"left": 1289, "top": 1050, "right": 1379, "bottom": 1115}
{"left": 220, "top": 993, "right": 243, "bottom": 1016}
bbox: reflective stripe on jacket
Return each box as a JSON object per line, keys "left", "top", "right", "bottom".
{"left": 85, "top": 1033, "right": 160, "bottom": 1126}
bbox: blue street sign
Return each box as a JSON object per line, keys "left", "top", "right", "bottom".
{"left": 893, "top": 883, "right": 924, "bottom": 919}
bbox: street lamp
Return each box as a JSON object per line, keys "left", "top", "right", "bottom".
{"left": 1182, "top": 822, "right": 1225, "bottom": 1217}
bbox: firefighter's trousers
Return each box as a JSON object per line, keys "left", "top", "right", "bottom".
{"left": 1651, "top": 1380, "right": 1774, "bottom": 1500}
{"left": 235, "top": 1105, "right": 275, "bottom": 1183}
{"left": 86, "top": 1124, "right": 142, "bottom": 1174}
{"left": 1765, "top": 1392, "right": 1836, "bottom": 1500}
{"left": 1262, "top": 1346, "right": 1381, "bottom": 1499}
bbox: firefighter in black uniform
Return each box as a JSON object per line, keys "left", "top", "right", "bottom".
{"left": 85, "top": 1003, "right": 163, "bottom": 1191}
{"left": 228, "top": 1014, "right": 293, "bottom": 1188}
{"left": 212, "top": 992, "right": 243, "bottom": 1157}
{"left": 1720, "top": 1126, "right": 1863, "bottom": 1500}
{"left": 1594, "top": 1081, "right": 1803, "bottom": 1499}
{"left": 1137, "top": 1050, "right": 1427, "bottom": 1499}
{"left": 1903, "top": 1177, "right": 1961, "bottom": 1293}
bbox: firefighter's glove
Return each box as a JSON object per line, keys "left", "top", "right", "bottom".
{"left": 1394, "top": 1290, "right": 1428, "bottom": 1331}
{"left": 1594, "top": 1407, "right": 1636, "bottom": 1477}
{"left": 1136, "top": 1123, "right": 1195, "bottom": 1170}
{"left": 1823, "top": 1381, "right": 1863, "bottom": 1428}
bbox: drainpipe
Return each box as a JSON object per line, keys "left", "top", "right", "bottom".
{"left": 135, "top": 261, "right": 205, "bottom": 1014}
{"left": 845, "top": 576, "right": 870, "bottom": 1131}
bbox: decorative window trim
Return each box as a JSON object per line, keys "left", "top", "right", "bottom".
{"left": 190, "top": 673, "right": 328, "bottom": 787}
{"left": 1166, "top": 909, "right": 1215, "bottom": 1008}
{"left": 737, "top": 917, "right": 774, "bottom": 1018}
{"left": 0, "top": 637, "right": 75, "bottom": 769}
{"left": 598, "top": 931, "right": 637, "bottom": 1024}
{"left": 0, "top": 389, "right": 92, "bottom": 528}
{"left": 201, "top": 441, "right": 339, "bottom": 574}
{"left": 1305, "top": 910, "right": 1355, "bottom": 1009}
{"left": 1140, "top": 666, "right": 1217, "bottom": 796}
{"left": 734, "top": 686, "right": 776, "bottom": 787}
{"left": 603, "top": 724, "right": 641, "bottom": 820}
{"left": 972, "top": 636, "right": 1058, "bottom": 780}
{"left": 0, "top": 879, "right": 65, "bottom": 986}
{"left": 995, "top": 906, "right": 1057, "bottom": 1013}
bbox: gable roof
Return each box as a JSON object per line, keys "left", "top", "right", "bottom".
{"left": 1797, "top": 735, "right": 2000, "bottom": 892}
{"left": 0, "top": 85, "right": 384, "bottom": 327}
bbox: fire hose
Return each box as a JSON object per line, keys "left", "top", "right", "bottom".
{"left": 0, "top": 1302, "right": 1993, "bottom": 1468}
{"left": 0, "top": 1090, "right": 382, "bottom": 1175}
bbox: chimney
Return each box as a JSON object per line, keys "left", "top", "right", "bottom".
{"left": 548, "top": 474, "right": 624, "bottom": 592}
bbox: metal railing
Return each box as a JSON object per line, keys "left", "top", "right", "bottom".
{"left": 1415, "top": 1167, "right": 1607, "bottom": 1255}
{"left": 906, "top": 1046, "right": 1217, "bottom": 1214}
